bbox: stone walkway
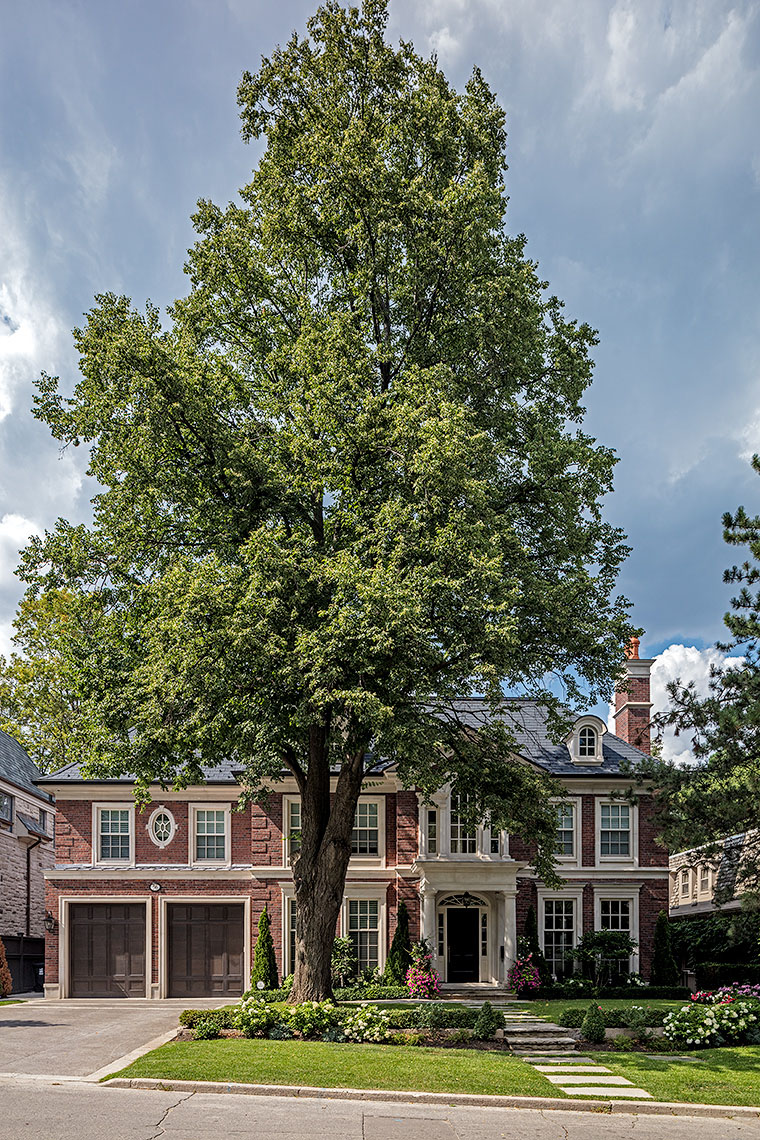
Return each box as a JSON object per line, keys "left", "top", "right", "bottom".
{"left": 521, "top": 1053, "right": 653, "bottom": 1099}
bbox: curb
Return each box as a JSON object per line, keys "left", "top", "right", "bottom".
{"left": 103, "top": 1077, "right": 760, "bottom": 1119}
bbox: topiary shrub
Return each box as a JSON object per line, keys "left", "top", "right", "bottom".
{"left": 580, "top": 1003, "right": 606, "bottom": 1044}
{"left": 473, "top": 1001, "right": 502, "bottom": 1040}
{"left": 0, "top": 938, "right": 12, "bottom": 998}
{"left": 650, "top": 910, "right": 680, "bottom": 987}
{"left": 522, "top": 904, "right": 553, "bottom": 987}
{"left": 251, "top": 905, "right": 279, "bottom": 990}
{"left": 385, "top": 901, "right": 413, "bottom": 985}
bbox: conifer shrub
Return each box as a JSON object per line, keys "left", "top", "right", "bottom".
{"left": 580, "top": 1003, "right": 606, "bottom": 1044}
{"left": 473, "top": 1001, "right": 503, "bottom": 1040}
{"left": 650, "top": 909, "right": 680, "bottom": 986}
{"left": 250, "top": 905, "right": 279, "bottom": 990}
{"left": 385, "top": 901, "right": 413, "bottom": 985}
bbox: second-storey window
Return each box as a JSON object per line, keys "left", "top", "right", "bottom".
{"left": 348, "top": 899, "right": 379, "bottom": 972}
{"left": 555, "top": 804, "right": 574, "bottom": 856}
{"left": 450, "top": 793, "right": 477, "bottom": 854}
{"left": 426, "top": 807, "right": 438, "bottom": 854}
{"left": 700, "top": 864, "right": 710, "bottom": 892}
{"left": 195, "top": 809, "right": 226, "bottom": 861}
{"left": 288, "top": 800, "right": 302, "bottom": 857}
{"left": 99, "top": 809, "right": 130, "bottom": 860}
{"left": 352, "top": 802, "right": 379, "bottom": 855}
{"left": 600, "top": 804, "right": 630, "bottom": 856}
{"left": 0, "top": 791, "right": 13, "bottom": 825}
{"left": 680, "top": 868, "right": 690, "bottom": 896}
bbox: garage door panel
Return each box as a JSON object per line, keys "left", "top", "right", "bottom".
{"left": 168, "top": 903, "right": 244, "bottom": 998}
{"left": 69, "top": 903, "right": 146, "bottom": 998}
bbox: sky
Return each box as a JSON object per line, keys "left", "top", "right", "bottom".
{"left": 0, "top": 0, "right": 758, "bottom": 760}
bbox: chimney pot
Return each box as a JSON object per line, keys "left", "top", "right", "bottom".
{"left": 626, "top": 637, "right": 640, "bottom": 660}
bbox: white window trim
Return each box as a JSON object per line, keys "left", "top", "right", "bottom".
{"left": 340, "top": 884, "right": 387, "bottom": 973}
{"left": 595, "top": 798, "right": 638, "bottom": 867}
{"left": 537, "top": 886, "right": 585, "bottom": 974}
{"left": 282, "top": 795, "right": 386, "bottom": 869}
{"left": 281, "top": 884, "right": 297, "bottom": 975}
{"left": 552, "top": 796, "right": 581, "bottom": 866}
{"left": 146, "top": 805, "right": 177, "bottom": 850}
{"left": 92, "top": 801, "right": 135, "bottom": 868}
{"left": 189, "top": 802, "right": 232, "bottom": 867}
{"left": 593, "top": 887, "right": 640, "bottom": 974}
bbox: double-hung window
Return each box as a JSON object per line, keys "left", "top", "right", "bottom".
{"left": 555, "top": 804, "right": 574, "bottom": 856}
{"left": 699, "top": 864, "right": 710, "bottom": 893}
{"left": 600, "top": 804, "right": 630, "bottom": 856}
{"left": 599, "top": 898, "right": 632, "bottom": 977}
{"left": 348, "top": 899, "right": 379, "bottom": 973}
{"left": 352, "top": 802, "right": 379, "bottom": 856}
{"left": 99, "top": 808, "right": 131, "bottom": 861}
{"left": 195, "top": 809, "right": 227, "bottom": 861}
{"left": 287, "top": 800, "right": 302, "bottom": 858}
{"left": 450, "top": 793, "right": 477, "bottom": 854}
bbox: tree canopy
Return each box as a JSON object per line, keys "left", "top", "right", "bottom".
{"left": 642, "top": 455, "right": 760, "bottom": 897}
{"left": 19, "top": 0, "right": 633, "bottom": 997}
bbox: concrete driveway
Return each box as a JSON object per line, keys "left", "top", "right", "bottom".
{"left": 0, "top": 997, "right": 225, "bottom": 1079}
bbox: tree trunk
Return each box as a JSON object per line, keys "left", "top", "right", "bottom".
{"left": 289, "top": 734, "right": 365, "bottom": 1004}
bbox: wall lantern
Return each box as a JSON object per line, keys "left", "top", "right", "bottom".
{"left": 461, "top": 891, "right": 474, "bottom": 909}
{"left": 149, "top": 882, "right": 162, "bottom": 893}
{"left": 43, "top": 911, "right": 58, "bottom": 934}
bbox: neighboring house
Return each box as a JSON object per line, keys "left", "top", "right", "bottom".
{"left": 0, "top": 730, "right": 55, "bottom": 992}
{"left": 39, "top": 642, "right": 668, "bottom": 999}
{"left": 669, "top": 831, "right": 760, "bottom": 918}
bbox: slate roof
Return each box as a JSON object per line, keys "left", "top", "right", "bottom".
{"left": 16, "top": 810, "right": 53, "bottom": 840}
{"left": 37, "top": 699, "right": 646, "bottom": 787}
{"left": 0, "top": 729, "right": 53, "bottom": 803}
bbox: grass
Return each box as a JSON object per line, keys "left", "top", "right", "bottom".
{"left": 111, "top": 1038, "right": 555, "bottom": 1097}
{"left": 0, "top": 1000, "right": 23, "bottom": 1006}
{"left": 584, "top": 1047, "right": 760, "bottom": 1107}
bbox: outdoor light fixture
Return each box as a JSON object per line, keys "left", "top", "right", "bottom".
{"left": 43, "top": 911, "right": 57, "bottom": 934}
{"left": 461, "top": 892, "right": 474, "bottom": 909}
{"left": 149, "top": 882, "right": 162, "bottom": 892}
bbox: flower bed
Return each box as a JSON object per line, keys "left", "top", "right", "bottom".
{"left": 664, "top": 995, "right": 760, "bottom": 1048}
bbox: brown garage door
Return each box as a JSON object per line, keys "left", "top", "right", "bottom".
{"left": 69, "top": 902, "right": 146, "bottom": 998}
{"left": 167, "top": 903, "right": 244, "bottom": 998}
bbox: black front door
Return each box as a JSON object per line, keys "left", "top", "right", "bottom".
{"left": 446, "top": 907, "right": 479, "bottom": 982}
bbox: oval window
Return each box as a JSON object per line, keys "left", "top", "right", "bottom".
{"left": 148, "top": 808, "right": 175, "bottom": 847}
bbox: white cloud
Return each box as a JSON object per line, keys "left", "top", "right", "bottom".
{"left": 650, "top": 643, "right": 744, "bottom": 764}
{"left": 0, "top": 513, "right": 42, "bottom": 592}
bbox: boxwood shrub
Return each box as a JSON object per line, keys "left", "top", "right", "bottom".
{"left": 179, "top": 1008, "right": 236, "bottom": 1029}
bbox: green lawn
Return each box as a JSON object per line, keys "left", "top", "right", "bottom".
{"left": 587, "top": 1047, "right": 760, "bottom": 1107}
{"left": 111, "top": 1038, "right": 554, "bottom": 1097}
{"left": 0, "top": 1000, "right": 22, "bottom": 1006}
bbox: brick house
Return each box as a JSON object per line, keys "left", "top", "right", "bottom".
{"left": 39, "top": 644, "right": 667, "bottom": 999}
{"left": 0, "top": 731, "right": 55, "bottom": 992}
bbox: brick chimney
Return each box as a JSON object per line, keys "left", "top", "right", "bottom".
{"left": 613, "top": 637, "right": 654, "bottom": 754}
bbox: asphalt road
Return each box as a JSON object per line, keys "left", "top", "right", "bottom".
{"left": 2, "top": 1079, "right": 760, "bottom": 1140}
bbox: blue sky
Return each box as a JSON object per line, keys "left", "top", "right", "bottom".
{"left": 0, "top": 1, "right": 758, "bottom": 758}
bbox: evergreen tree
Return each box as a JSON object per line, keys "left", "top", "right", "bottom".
{"left": 385, "top": 900, "right": 413, "bottom": 984}
{"left": 650, "top": 909, "right": 680, "bottom": 986}
{"left": 251, "top": 905, "right": 279, "bottom": 990}
{"left": 21, "top": 0, "right": 634, "bottom": 1001}
{"left": 0, "top": 937, "right": 12, "bottom": 998}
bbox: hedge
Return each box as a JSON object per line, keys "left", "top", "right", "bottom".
{"left": 557, "top": 1006, "right": 667, "bottom": 1029}
{"left": 383, "top": 1004, "right": 497, "bottom": 1029}
{"left": 695, "top": 963, "right": 760, "bottom": 989}
{"left": 179, "top": 1008, "right": 236, "bottom": 1029}
{"left": 531, "top": 985, "right": 689, "bottom": 1000}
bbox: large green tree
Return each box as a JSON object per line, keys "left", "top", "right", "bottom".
{"left": 641, "top": 455, "right": 760, "bottom": 897}
{"left": 20, "top": 0, "right": 633, "bottom": 1001}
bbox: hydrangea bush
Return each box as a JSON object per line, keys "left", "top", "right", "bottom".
{"left": 664, "top": 998, "right": 760, "bottom": 1047}
{"left": 341, "top": 1004, "right": 391, "bottom": 1042}
{"left": 233, "top": 997, "right": 281, "bottom": 1037}
{"left": 286, "top": 1000, "right": 340, "bottom": 1038}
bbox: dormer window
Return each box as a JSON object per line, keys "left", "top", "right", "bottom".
{"left": 567, "top": 715, "right": 605, "bottom": 765}
{"left": 579, "top": 726, "right": 597, "bottom": 757}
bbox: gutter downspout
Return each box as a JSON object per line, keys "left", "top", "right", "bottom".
{"left": 26, "top": 837, "right": 42, "bottom": 936}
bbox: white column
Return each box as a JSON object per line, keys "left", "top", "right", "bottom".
{"left": 420, "top": 880, "right": 437, "bottom": 968}
{"left": 503, "top": 889, "right": 517, "bottom": 976}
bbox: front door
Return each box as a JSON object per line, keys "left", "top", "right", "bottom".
{"left": 446, "top": 907, "right": 479, "bottom": 982}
